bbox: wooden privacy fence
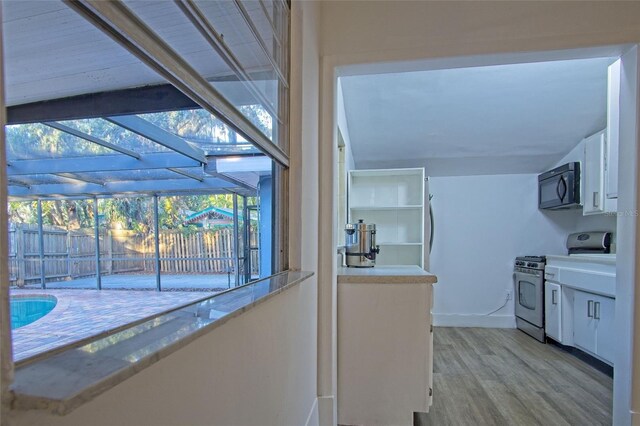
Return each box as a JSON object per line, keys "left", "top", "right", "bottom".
{"left": 8, "top": 223, "right": 259, "bottom": 287}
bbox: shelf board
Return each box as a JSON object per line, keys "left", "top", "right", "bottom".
{"left": 350, "top": 168, "right": 424, "bottom": 177}
{"left": 349, "top": 205, "right": 422, "bottom": 210}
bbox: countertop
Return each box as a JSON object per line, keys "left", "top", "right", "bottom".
{"left": 545, "top": 254, "right": 616, "bottom": 297}
{"left": 337, "top": 265, "right": 437, "bottom": 284}
{"left": 546, "top": 254, "right": 616, "bottom": 266}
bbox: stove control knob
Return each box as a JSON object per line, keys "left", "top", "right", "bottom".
{"left": 527, "top": 262, "right": 535, "bottom": 267}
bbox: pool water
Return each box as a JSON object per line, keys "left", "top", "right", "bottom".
{"left": 10, "top": 297, "right": 57, "bottom": 329}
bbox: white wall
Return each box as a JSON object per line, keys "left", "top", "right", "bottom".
{"left": 336, "top": 80, "right": 356, "bottom": 244}
{"left": 615, "top": 46, "right": 640, "bottom": 425}
{"left": 9, "top": 280, "right": 317, "bottom": 426}
{"left": 430, "top": 174, "right": 573, "bottom": 327}
{"left": 320, "top": 2, "right": 640, "bottom": 60}
{"left": 429, "top": 174, "right": 617, "bottom": 328}
{"left": 336, "top": 80, "right": 355, "bottom": 172}
{"left": 288, "top": 1, "right": 326, "bottom": 424}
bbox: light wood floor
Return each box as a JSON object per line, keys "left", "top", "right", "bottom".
{"left": 416, "top": 327, "right": 613, "bottom": 426}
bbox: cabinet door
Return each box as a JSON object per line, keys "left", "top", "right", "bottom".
{"left": 606, "top": 59, "right": 620, "bottom": 199}
{"left": 544, "top": 282, "right": 562, "bottom": 342}
{"left": 583, "top": 132, "right": 606, "bottom": 215}
{"left": 595, "top": 295, "right": 616, "bottom": 365}
{"left": 573, "top": 291, "right": 597, "bottom": 354}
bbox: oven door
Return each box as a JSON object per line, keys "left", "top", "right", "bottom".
{"left": 514, "top": 269, "right": 544, "bottom": 327}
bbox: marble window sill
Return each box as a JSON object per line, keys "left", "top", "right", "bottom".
{"left": 9, "top": 270, "right": 314, "bottom": 415}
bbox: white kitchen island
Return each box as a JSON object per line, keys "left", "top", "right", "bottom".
{"left": 337, "top": 265, "right": 437, "bottom": 426}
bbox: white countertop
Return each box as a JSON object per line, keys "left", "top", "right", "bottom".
{"left": 547, "top": 254, "right": 616, "bottom": 265}
{"left": 337, "top": 265, "right": 437, "bottom": 284}
{"left": 545, "top": 255, "right": 616, "bottom": 298}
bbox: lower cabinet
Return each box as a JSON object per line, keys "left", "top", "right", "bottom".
{"left": 337, "top": 280, "right": 434, "bottom": 426}
{"left": 544, "top": 282, "right": 562, "bottom": 342}
{"left": 595, "top": 295, "right": 616, "bottom": 364}
{"left": 572, "top": 289, "right": 615, "bottom": 365}
{"left": 573, "top": 291, "right": 598, "bottom": 354}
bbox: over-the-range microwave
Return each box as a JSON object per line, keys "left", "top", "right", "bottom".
{"left": 538, "top": 162, "right": 581, "bottom": 210}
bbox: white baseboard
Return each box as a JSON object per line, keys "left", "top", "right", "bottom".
{"left": 304, "top": 398, "right": 319, "bottom": 426}
{"left": 433, "top": 313, "right": 516, "bottom": 328}
{"left": 317, "top": 395, "right": 336, "bottom": 426}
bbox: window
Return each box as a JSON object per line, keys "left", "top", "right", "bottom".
{"left": 1, "top": 0, "right": 289, "bottom": 365}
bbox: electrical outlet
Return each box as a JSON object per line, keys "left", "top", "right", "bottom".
{"left": 506, "top": 290, "right": 513, "bottom": 300}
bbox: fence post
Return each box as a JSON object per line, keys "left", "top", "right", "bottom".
{"left": 37, "top": 200, "right": 46, "bottom": 289}
{"left": 66, "top": 229, "right": 71, "bottom": 281}
{"left": 107, "top": 229, "right": 113, "bottom": 275}
{"left": 93, "top": 197, "right": 101, "bottom": 290}
{"left": 233, "top": 194, "right": 240, "bottom": 287}
{"left": 15, "top": 224, "right": 25, "bottom": 287}
{"left": 153, "top": 195, "right": 161, "bottom": 291}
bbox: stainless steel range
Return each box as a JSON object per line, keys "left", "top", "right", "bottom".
{"left": 514, "top": 256, "right": 546, "bottom": 342}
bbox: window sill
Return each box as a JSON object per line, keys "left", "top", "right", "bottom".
{"left": 9, "top": 270, "right": 314, "bottom": 415}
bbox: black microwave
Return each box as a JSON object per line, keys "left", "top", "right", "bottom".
{"left": 538, "top": 162, "right": 581, "bottom": 210}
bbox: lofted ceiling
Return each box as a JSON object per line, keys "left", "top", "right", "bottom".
{"left": 1, "top": 0, "right": 273, "bottom": 106}
{"left": 1, "top": 0, "right": 280, "bottom": 199}
{"left": 2, "top": 1, "right": 160, "bottom": 106}
{"left": 340, "top": 57, "right": 616, "bottom": 176}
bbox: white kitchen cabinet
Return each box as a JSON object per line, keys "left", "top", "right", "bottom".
{"left": 337, "top": 266, "right": 436, "bottom": 426}
{"left": 579, "top": 59, "right": 621, "bottom": 215}
{"left": 583, "top": 130, "right": 607, "bottom": 215}
{"left": 348, "top": 168, "right": 426, "bottom": 267}
{"left": 573, "top": 290, "right": 598, "bottom": 354}
{"left": 572, "top": 289, "right": 615, "bottom": 365}
{"left": 582, "top": 130, "right": 617, "bottom": 215}
{"left": 606, "top": 59, "right": 620, "bottom": 200}
{"left": 545, "top": 256, "right": 616, "bottom": 365}
{"left": 594, "top": 295, "right": 616, "bottom": 365}
{"left": 544, "top": 281, "right": 562, "bottom": 342}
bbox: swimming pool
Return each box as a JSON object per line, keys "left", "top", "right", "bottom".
{"left": 10, "top": 296, "right": 57, "bottom": 330}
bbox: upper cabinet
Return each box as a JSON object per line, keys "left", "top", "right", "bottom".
{"left": 583, "top": 130, "right": 607, "bottom": 215}
{"left": 580, "top": 59, "right": 621, "bottom": 216}
{"left": 606, "top": 59, "right": 621, "bottom": 201}
{"left": 582, "top": 130, "right": 617, "bottom": 216}
{"left": 348, "top": 168, "right": 426, "bottom": 267}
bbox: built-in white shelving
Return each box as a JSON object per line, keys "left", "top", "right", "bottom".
{"left": 348, "top": 167, "right": 425, "bottom": 268}
{"left": 349, "top": 205, "right": 423, "bottom": 210}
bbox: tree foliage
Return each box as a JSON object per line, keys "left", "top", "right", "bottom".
{"left": 6, "top": 106, "right": 269, "bottom": 232}
{"left": 8, "top": 194, "right": 252, "bottom": 232}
